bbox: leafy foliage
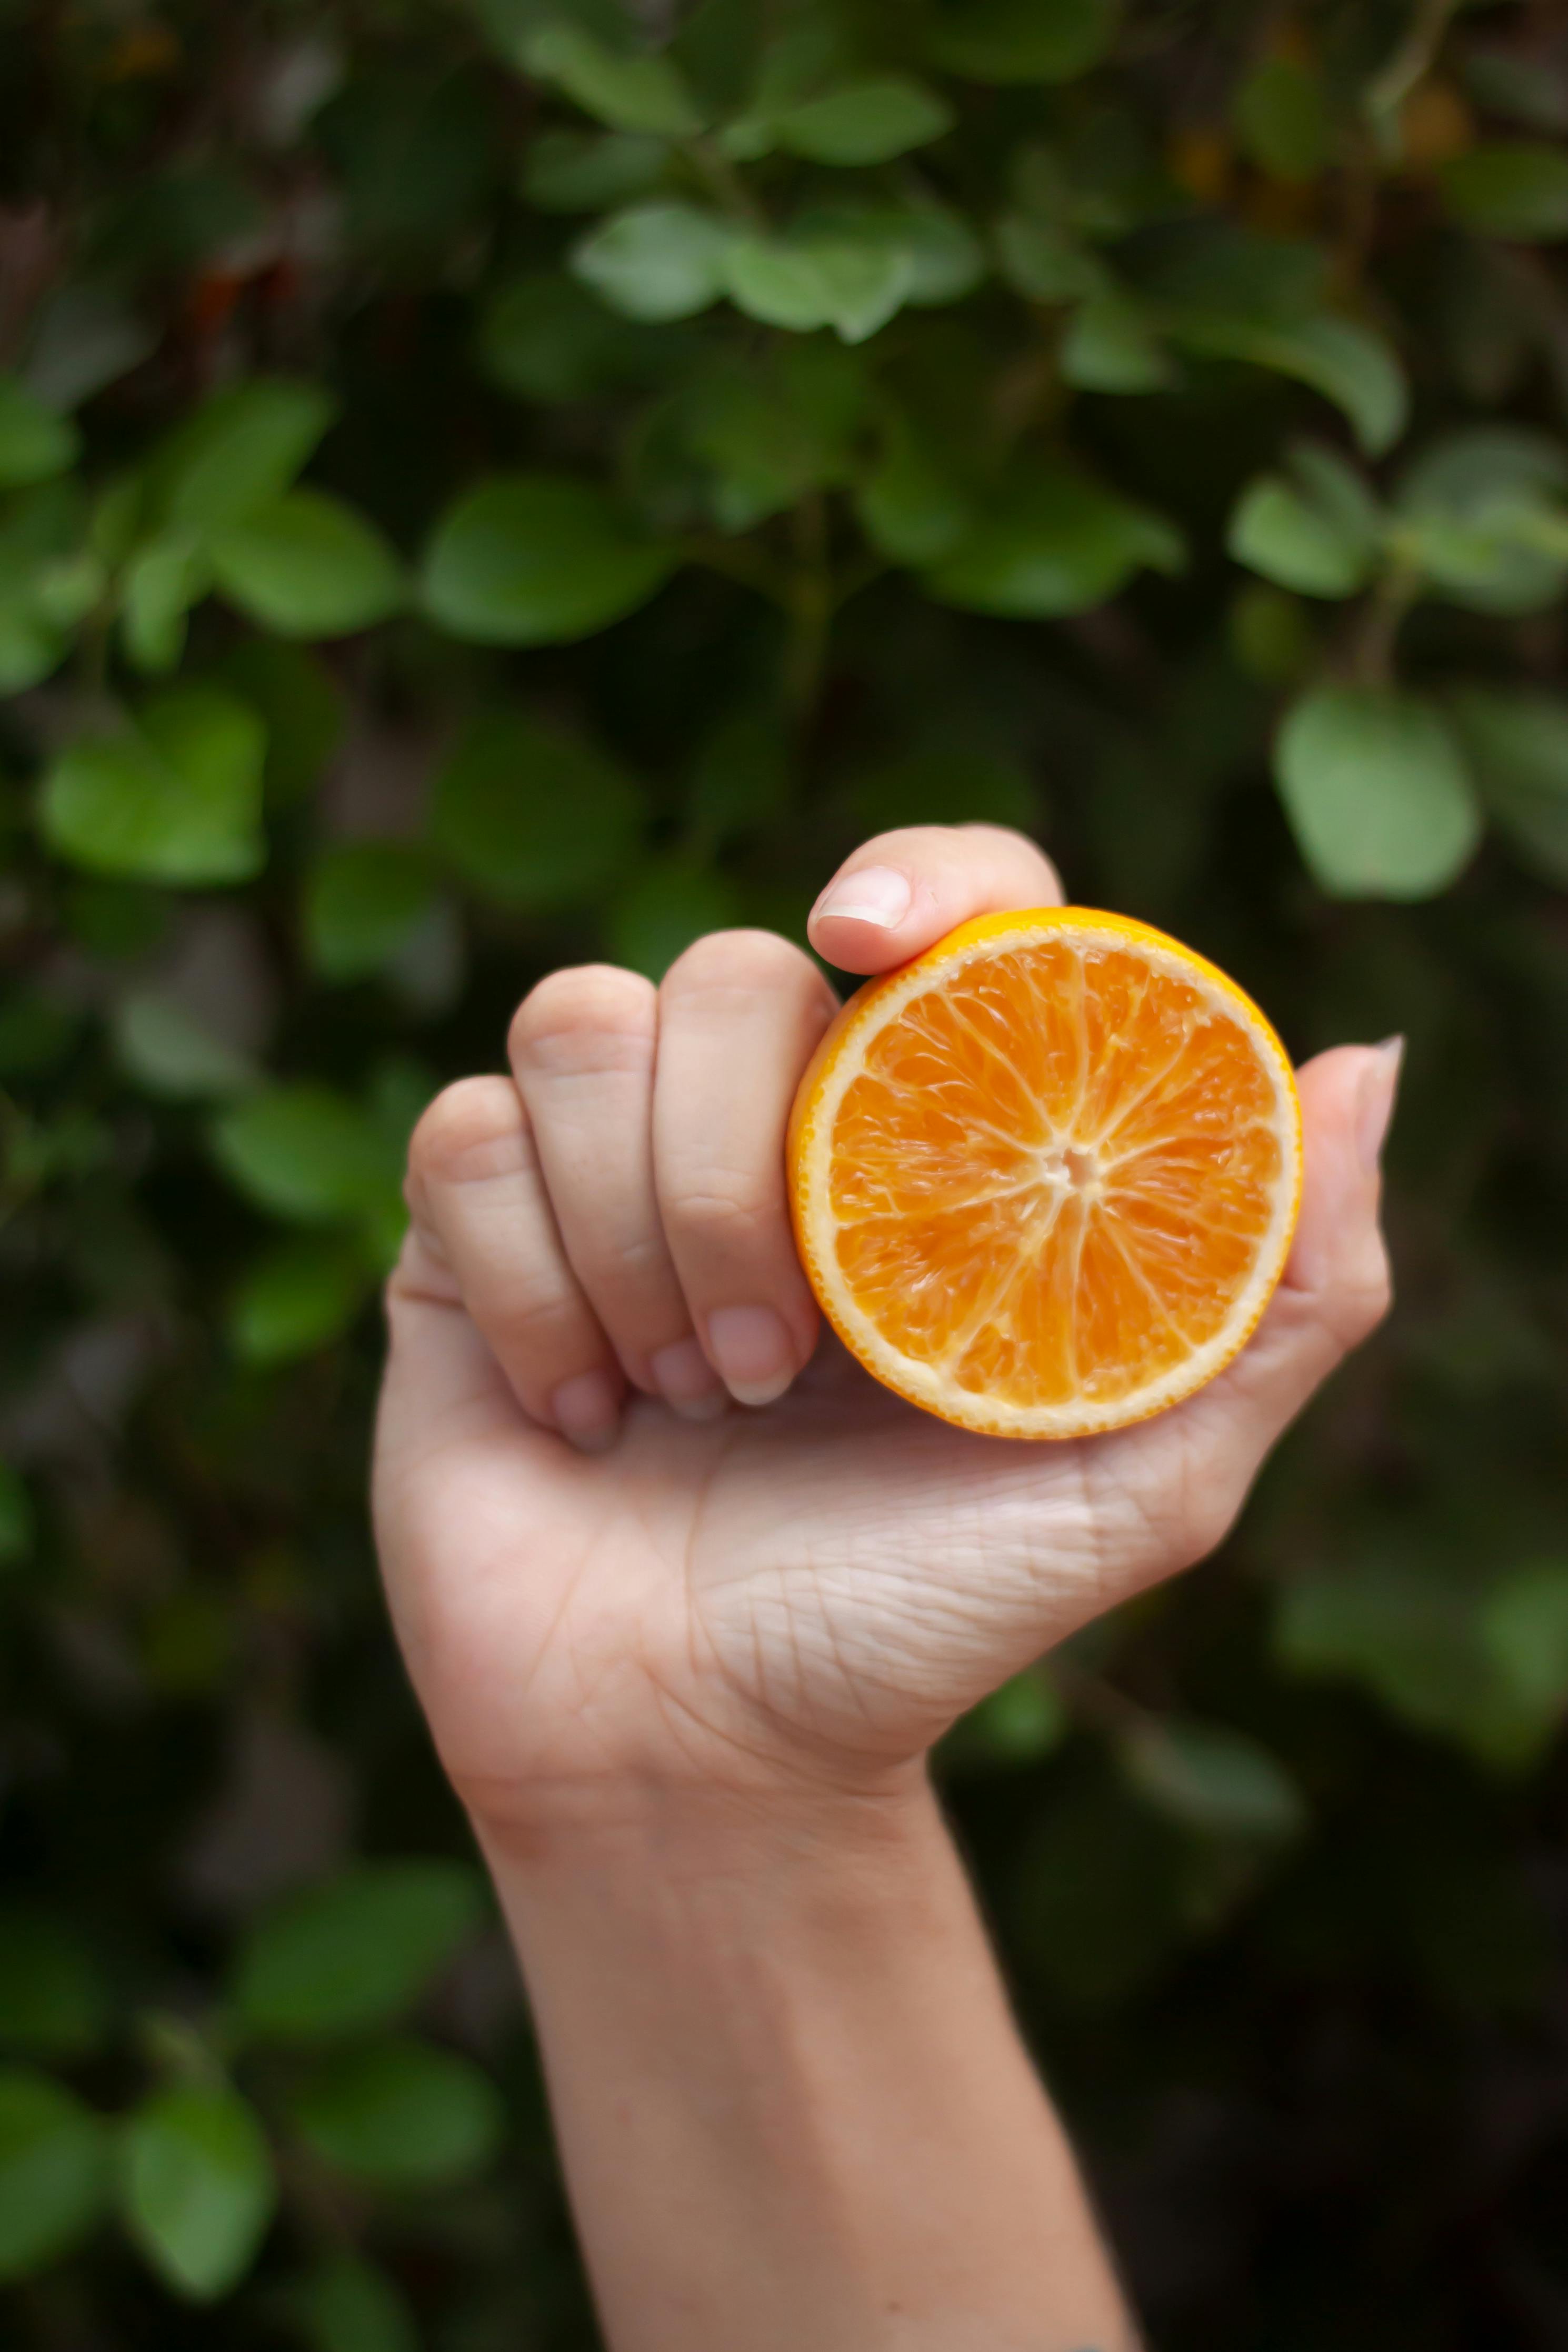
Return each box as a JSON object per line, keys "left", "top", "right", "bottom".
{"left": 4, "top": 2, "right": 1568, "bottom": 2345}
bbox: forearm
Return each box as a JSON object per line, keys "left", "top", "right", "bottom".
{"left": 476, "top": 1776, "right": 1139, "bottom": 2352}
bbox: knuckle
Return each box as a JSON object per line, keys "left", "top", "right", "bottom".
{"left": 662, "top": 926, "right": 812, "bottom": 1003}
{"left": 510, "top": 964, "right": 656, "bottom": 1077}
{"left": 408, "top": 1076, "right": 528, "bottom": 1188}
{"left": 667, "top": 1169, "right": 778, "bottom": 1253}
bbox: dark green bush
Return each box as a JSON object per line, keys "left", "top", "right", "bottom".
{"left": 4, "top": 2, "right": 1568, "bottom": 2344}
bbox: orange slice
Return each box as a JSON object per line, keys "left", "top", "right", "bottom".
{"left": 788, "top": 908, "right": 1302, "bottom": 1440}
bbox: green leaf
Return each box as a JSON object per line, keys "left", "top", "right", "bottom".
{"left": 234, "top": 1861, "right": 485, "bottom": 2043}
{"left": 212, "top": 1085, "right": 402, "bottom": 1227}
{"left": 0, "top": 374, "right": 79, "bottom": 490}
{"left": 1393, "top": 427, "right": 1568, "bottom": 615}
{"left": 113, "top": 990, "right": 260, "bottom": 1100}
{"left": 854, "top": 414, "right": 974, "bottom": 563}
{"left": 572, "top": 201, "right": 735, "bottom": 321}
{"left": 289, "top": 2038, "right": 505, "bottom": 2188}
{"left": 1118, "top": 1719, "right": 1307, "bottom": 1841}
{"left": 1449, "top": 685, "right": 1568, "bottom": 884}
{"left": 605, "top": 856, "right": 741, "bottom": 977}
{"left": 1228, "top": 446, "right": 1383, "bottom": 597}
{"left": 431, "top": 710, "right": 642, "bottom": 908}
{"left": 1441, "top": 143, "right": 1568, "bottom": 240}
{"left": 1274, "top": 685, "right": 1481, "bottom": 899}
{"left": 1170, "top": 310, "right": 1407, "bottom": 457}
{"left": 228, "top": 1235, "right": 375, "bottom": 1366}
{"left": 1483, "top": 1560, "right": 1568, "bottom": 1726}
{"left": 0, "top": 1912, "right": 107, "bottom": 2056}
{"left": 305, "top": 843, "right": 439, "bottom": 981}
{"left": 212, "top": 641, "right": 344, "bottom": 808}
{"left": 923, "top": 463, "right": 1184, "bottom": 616}
{"left": 39, "top": 687, "right": 266, "bottom": 886}
{"left": 995, "top": 215, "right": 1110, "bottom": 303}
{"left": 925, "top": 0, "right": 1118, "bottom": 84}
{"left": 119, "top": 2082, "right": 275, "bottom": 2303}
{"left": 524, "top": 126, "right": 669, "bottom": 211}
{"left": 674, "top": 341, "right": 867, "bottom": 531}
{"left": 1232, "top": 56, "right": 1332, "bottom": 184}
{"left": 120, "top": 532, "right": 211, "bottom": 675}
{"left": 148, "top": 378, "right": 337, "bottom": 533}
{"left": 721, "top": 229, "right": 913, "bottom": 343}
{"left": 209, "top": 490, "right": 405, "bottom": 638}
{"left": 1058, "top": 294, "right": 1172, "bottom": 392}
{"left": 290, "top": 2254, "right": 420, "bottom": 2352}
{"left": 0, "top": 1465, "right": 34, "bottom": 1568}
{"left": 772, "top": 76, "right": 953, "bottom": 166}
{"left": 422, "top": 473, "right": 677, "bottom": 644}
{"left": 0, "top": 2069, "right": 108, "bottom": 2282}
{"left": 522, "top": 22, "right": 704, "bottom": 136}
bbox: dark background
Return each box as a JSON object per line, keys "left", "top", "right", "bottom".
{"left": 4, "top": 2, "right": 1568, "bottom": 2346}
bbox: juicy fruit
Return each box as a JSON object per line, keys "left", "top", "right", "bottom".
{"left": 788, "top": 907, "right": 1303, "bottom": 1440}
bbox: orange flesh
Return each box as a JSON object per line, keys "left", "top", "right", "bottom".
{"left": 825, "top": 938, "right": 1286, "bottom": 1415}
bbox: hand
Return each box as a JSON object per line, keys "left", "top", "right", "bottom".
{"left": 373, "top": 827, "right": 1395, "bottom": 1832}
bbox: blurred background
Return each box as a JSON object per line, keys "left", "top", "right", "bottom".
{"left": 4, "top": 1, "right": 1568, "bottom": 2345}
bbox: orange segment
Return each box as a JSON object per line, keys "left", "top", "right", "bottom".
{"left": 787, "top": 909, "right": 1303, "bottom": 1439}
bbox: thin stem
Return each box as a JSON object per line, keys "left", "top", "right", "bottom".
{"left": 1364, "top": 0, "right": 1464, "bottom": 131}
{"left": 680, "top": 136, "right": 766, "bottom": 228}
{"left": 1352, "top": 564, "right": 1420, "bottom": 690}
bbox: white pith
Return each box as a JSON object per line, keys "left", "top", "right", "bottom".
{"left": 798, "top": 922, "right": 1303, "bottom": 1440}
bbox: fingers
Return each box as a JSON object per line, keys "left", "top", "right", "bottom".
{"left": 655, "top": 930, "right": 838, "bottom": 1404}
{"left": 807, "top": 822, "right": 1062, "bottom": 975}
{"left": 1115, "top": 1039, "right": 1400, "bottom": 1563}
{"left": 507, "top": 966, "right": 711, "bottom": 1412}
{"left": 400, "top": 930, "right": 839, "bottom": 1449}
{"left": 402, "top": 1077, "right": 625, "bottom": 1453}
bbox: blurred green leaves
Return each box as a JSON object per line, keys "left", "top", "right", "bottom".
{"left": 291, "top": 2039, "right": 505, "bottom": 2187}
{"left": 0, "top": 2071, "right": 108, "bottom": 2283}
{"left": 423, "top": 473, "right": 677, "bottom": 641}
{"left": 120, "top": 2082, "right": 275, "bottom": 2302}
{"left": 234, "top": 1862, "right": 485, "bottom": 2042}
{"left": 1274, "top": 686, "right": 1481, "bottom": 900}
{"left": 40, "top": 688, "right": 266, "bottom": 885}
{"left": 431, "top": 709, "right": 641, "bottom": 905}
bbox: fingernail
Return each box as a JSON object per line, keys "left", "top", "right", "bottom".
{"left": 650, "top": 1337, "right": 728, "bottom": 1423}
{"left": 812, "top": 864, "right": 912, "bottom": 931}
{"left": 551, "top": 1370, "right": 620, "bottom": 1453}
{"left": 706, "top": 1305, "right": 794, "bottom": 1408}
{"left": 1357, "top": 1035, "right": 1404, "bottom": 1172}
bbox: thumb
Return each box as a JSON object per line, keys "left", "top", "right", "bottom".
{"left": 807, "top": 823, "right": 1062, "bottom": 975}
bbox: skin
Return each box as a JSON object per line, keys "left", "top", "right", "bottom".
{"left": 372, "top": 825, "right": 1397, "bottom": 2351}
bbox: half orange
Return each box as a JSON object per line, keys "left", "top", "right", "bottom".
{"left": 788, "top": 908, "right": 1302, "bottom": 1440}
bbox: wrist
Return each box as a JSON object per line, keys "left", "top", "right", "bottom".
{"left": 469, "top": 1754, "right": 937, "bottom": 1894}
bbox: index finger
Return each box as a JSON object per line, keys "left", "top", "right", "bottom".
{"left": 807, "top": 823, "right": 1064, "bottom": 976}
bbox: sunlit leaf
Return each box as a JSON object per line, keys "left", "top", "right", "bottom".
{"left": 119, "top": 2082, "right": 275, "bottom": 2303}
{"left": 39, "top": 688, "right": 266, "bottom": 886}
{"left": 1274, "top": 685, "right": 1481, "bottom": 899}
{"left": 209, "top": 491, "right": 404, "bottom": 638}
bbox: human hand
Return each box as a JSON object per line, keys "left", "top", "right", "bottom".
{"left": 372, "top": 827, "right": 1395, "bottom": 1833}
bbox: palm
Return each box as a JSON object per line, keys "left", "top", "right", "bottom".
{"left": 375, "top": 1319, "right": 1275, "bottom": 1808}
